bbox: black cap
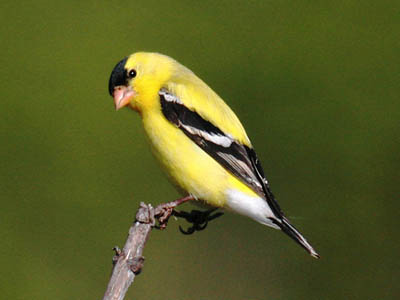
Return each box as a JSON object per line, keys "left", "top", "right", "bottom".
{"left": 108, "top": 57, "right": 128, "bottom": 95}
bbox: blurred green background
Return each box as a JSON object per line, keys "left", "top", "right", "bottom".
{"left": 1, "top": 1, "right": 399, "bottom": 299}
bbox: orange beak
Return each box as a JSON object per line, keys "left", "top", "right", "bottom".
{"left": 112, "top": 86, "right": 136, "bottom": 110}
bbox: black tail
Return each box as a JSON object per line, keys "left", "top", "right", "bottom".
{"left": 275, "top": 217, "right": 320, "bottom": 259}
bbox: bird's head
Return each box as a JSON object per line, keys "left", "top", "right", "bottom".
{"left": 108, "top": 52, "right": 179, "bottom": 112}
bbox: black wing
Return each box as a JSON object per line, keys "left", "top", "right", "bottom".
{"left": 159, "top": 88, "right": 283, "bottom": 218}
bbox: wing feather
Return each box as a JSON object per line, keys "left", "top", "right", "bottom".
{"left": 159, "top": 88, "right": 283, "bottom": 218}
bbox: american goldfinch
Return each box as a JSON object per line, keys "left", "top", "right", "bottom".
{"left": 108, "top": 52, "right": 319, "bottom": 258}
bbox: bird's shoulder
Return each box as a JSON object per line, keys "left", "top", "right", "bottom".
{"left": 163, "top": 77, "right": 251, "bottom": 147}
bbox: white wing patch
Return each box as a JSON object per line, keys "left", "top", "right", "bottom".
{"left": 182, "top": 124, "right": 233, "bottom": 147}
{"left": 160, "top": 89, "right": 183, "bottom": 104}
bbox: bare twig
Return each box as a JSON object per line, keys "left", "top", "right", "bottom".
{"left": 102, "top": 202, "right": 155, "bottom": 300}
{"left": 102, "top": 198, "right": 222, "bottom": 300}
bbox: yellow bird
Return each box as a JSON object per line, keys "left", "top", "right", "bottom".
{"left": 108, "top": 52, "right": 319, "bottom": 258}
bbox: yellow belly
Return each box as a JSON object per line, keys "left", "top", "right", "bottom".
{"left": 141, "top": 111, "right": 255, "bottom": 207}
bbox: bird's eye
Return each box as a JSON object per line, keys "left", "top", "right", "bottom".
{"left": 128, "top": 69, "right": 137, "bottom": 78}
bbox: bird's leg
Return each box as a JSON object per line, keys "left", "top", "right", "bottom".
{"left": 154, "top": 195, "right": 195, "bottom": 229}
{"left": 173, "top": 208, "right": 224, "bottom": 235}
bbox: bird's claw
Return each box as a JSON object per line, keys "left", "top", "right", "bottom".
{"left": 153, "top": 204, "right": 175, "bottom": 229}
{"left": 173, "top": 209, "right": 224, "bottom": 235}
{"left": 153, "top": 195, "right": 195, "bottom": 230}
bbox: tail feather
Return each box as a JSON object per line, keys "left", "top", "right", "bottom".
{"left": 274, "top": 217, "right": 320, "bottom": 259}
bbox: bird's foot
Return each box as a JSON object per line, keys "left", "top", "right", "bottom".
{"left": 154, "top": 195, "right": 195, "bottom": 229}
{"left": 173, "top": 208, "right": 224, "bottom": 234}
